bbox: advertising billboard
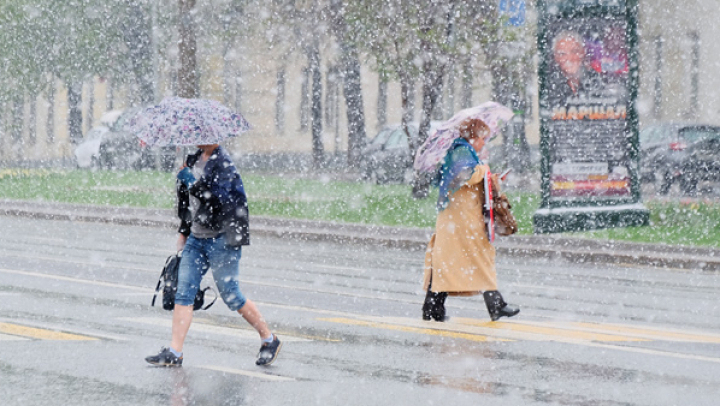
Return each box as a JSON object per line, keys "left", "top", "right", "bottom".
{"left": 534, "top": 0, "right": 649, "bottom": 233}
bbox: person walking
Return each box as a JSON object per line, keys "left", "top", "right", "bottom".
{"left": 145, "top": 143, "right": 281, "bottom": 367}
{"left": 420, "top": 116, "right": 520, "bottom": 322}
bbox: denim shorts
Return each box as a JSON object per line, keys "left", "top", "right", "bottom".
{"left": 175, "top": 234, "right": 247, "bottom": 311}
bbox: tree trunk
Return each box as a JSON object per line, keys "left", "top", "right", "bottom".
{"left": 234, "top": 69, "right": 242, "bottom": 113}
{"left": 47, "top": 77, "right": 55, "bottom": 143}
{"left": 461, "top": 57, "right": 473, "bottom": 109}
{"left": 29, "top": 93, "right": 37, "bottom": 145}
{"left": 67, "top": 80, "right": 83, "bottom": 144}
{"left": 309, "top": 43, "right": 324, "bottom": 168}
{"left": 86, "top": 79, "right": 94, "bottom": 133}
{"left": 299, "top": 67, "right": 309, "bottom": 132}
{"left": 275, "top": 66, "right": 285, "bottom": 133}
{"left": 330, "top": 0, "right": 367, "bottom": 169}
{"left": 432, "top": 70, "right": 445, "bottom": 121}
{"left": 377, "top": 73, "right": 387, "bottom": 130}
{"left": 11, "top": 93, "right": 24, "bottom": 147}
{"left": 418, "top": 58, "right": 444, "bottom": 148}
{"left": 178, "top": 0, "right": 197, "bottom": 99}
{"left": 340, "top": 44, "right": 366, "bottom": 169}
{"left": 399, "top": 71, "right": 413, "bottom": 150}
{"left": 414, "top": 51, "right": 446, "bottom": 199}
{"left": 106, "top": 76, "right": 114, "bottom": 111}
{"left": 124, "top": 2, "right": 155, "bottom": 104}
{"left": 491, "top": 50, "right": 530, "bottom": 172}
{"left": 445, "top": 63, "right": 455, "bottom": 118}
{"left": 223, "top": 48, "right": 233, "bottom": 106}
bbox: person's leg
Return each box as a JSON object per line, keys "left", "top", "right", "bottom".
{"left": 170, "top": 236, "right": 209, "bottom": 351}
{"left": 208, "top": 238, "right": 271, "bottom": 340}
{"left": 209, "top": 236, "right": 281, "bottom": 365}
{"left": 146, "top": 236, "right": 208, "bottom": 366}
{"left": 483, "top": 290, "right": 520, "bottom": 321}
{"left": 422, "top": 274, "right": 448, "bottom": 322}
{"left": 237, "top": 299, "right": 271, "bottom": 339}
{"left": 170, "top": 305, "right": 194, "bottom": 352}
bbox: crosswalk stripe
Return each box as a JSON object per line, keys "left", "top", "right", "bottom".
{"left": 0, "top": 268, "right": 148, "bottom": 292}
{"left": 196, "top": 365, "right": 295, "bottom": 381}
{"left": 0, "top": 333, "right": 28, "bottom": 341}
{"left": 319, "top": 317, "right": 511, "bottom": 342}
{"left": 453, "top": 318, "right": 648, "bottom": 342}
{"left": 0, "top": 323, "right": 97, "bottom": 341}
{"left": 568, "top": 322, "right": 720, "bottom": 344}
{"left": 119, "top": 317, "right": 311, "bottom": 342}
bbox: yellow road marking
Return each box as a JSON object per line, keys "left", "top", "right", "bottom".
{"left": 319, "top": 317, "right": 511, "bottom": 343}
{"left": 570, "top": 322, "right": 720, "bottom": 344}
{"left": 321, "top": 316, "right": 720, "bottom": 364}
{"left": 0, "top": 323, "right": 97, "bottom": 341}
{"left": 453, "top": 318, "right": 648, "bottom": 342}
{"left": 197, "top": 365, "right": 295, "bottom": 381}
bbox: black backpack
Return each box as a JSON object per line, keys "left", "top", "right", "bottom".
{"left": 151, "top": 252, "right": 216, "bottom": 311}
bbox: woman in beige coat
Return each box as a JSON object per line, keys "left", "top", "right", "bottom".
{"left": 422, "top": 118, "right": 520, "bottom": 322}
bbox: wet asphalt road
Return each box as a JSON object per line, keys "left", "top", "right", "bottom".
{"left": 1, "top": 216, "right": 719, "bottom": 406}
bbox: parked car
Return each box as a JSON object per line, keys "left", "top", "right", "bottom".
{"left": 75, "top": 109, "right": 129, "bottom": 168}
{"left": 361, "top": 122, "right": 441, "bottom": 184}
{"left": 75, "top": 108, "right": 176, "bottom": 171}
{"left": 74, "top": 125, "right": 109, "bottom": 168}
{"left": 640, "top": 122, "right": 720, "bottom": 195}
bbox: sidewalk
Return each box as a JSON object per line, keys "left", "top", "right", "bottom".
{"left": 3, "top": 199, "right": 719, "bottom": 272}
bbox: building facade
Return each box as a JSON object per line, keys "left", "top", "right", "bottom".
{"left": 3, "top": 0, "right": 719, "bottom": 166}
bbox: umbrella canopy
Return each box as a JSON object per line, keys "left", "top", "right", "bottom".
{"left": 128, "top": 97, "right": 251, "bottom": 147}
{"left": 413, "top": 101, "right": 514, "bottom": 173}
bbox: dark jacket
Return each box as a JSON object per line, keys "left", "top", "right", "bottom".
{"left": 177, "top": 146, "right": 250, "bottom": 247}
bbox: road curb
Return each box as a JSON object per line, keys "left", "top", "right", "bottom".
{"left": 2, "top": 199, "right": 719, "bottom": 272}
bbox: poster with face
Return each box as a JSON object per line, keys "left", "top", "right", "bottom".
{"left": 543, "top": 17, "right": 632, "bottom": 202}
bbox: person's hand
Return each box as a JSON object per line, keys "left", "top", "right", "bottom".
{"left": 177, "top": 167, "right": 196, "bottom": 187}
{"left": 177, "top": 234, "right": 188, "bottom": 252}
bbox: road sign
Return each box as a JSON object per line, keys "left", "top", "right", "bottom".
{"left": 499, "top": 0, "right": 526, "bottom": 26}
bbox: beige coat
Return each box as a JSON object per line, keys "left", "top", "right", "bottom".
{"left": 423, "top": 164, "right": 498, "bottom": 296}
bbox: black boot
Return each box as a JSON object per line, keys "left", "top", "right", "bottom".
{"left": 422, "top": 290, "right": 448, "bottom": 322}
{"left": 483, "top": 291, "right": 519, "bottom": 321}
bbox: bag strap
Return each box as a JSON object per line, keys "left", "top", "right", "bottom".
{"left": 151, "top": 277, "right": 163, "bottom": 307}
{"left": 200, "top": 287, "right": 218, "bottom": 311}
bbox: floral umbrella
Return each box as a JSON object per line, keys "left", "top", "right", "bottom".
{"left": 128, "top": 97, "right": 251, "bottom": 147}
{"left": 413, "top": 101, "right": 514, "bottom": 173}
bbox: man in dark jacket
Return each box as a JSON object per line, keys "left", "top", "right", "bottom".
{"left": 146, "top": 144, "right": 282, "bottom": 367}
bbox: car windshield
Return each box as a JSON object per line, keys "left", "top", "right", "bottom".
{"left": 385, "top": 128, "right": 412, "bottom": 149}
{"left": 111, "top": 108, "right": 141, "bottom": 132}
{"left": 369, "top": 129, "right": 393, "bottom": 147}
{"left": 679, "top": 127, "right": 720, "bottom": 143}
{"left": 86, "top": 129, "right": 105, "bottom": 140}
{"left": 640, "top": 126, "right": 676, "bottom": 145}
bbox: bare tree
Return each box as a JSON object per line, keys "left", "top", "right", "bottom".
{"left": 329, "top": 0, "right": 367, "bottom": 169}
{"left": 178, "top": 0, "right": 198, "bottom": 98}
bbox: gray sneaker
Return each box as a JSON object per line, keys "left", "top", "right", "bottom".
{"left": 256, "top": 336, "right": 282, "bottom": 366}
{"left": 145, "top": 347, "right": 183, "bottom": 367}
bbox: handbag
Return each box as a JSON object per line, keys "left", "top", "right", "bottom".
{"left": 151, "top": 252, "right": 217, "bottom": 311}
{"left": 482, "top": 172, "right": 518, "bottom": 241}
